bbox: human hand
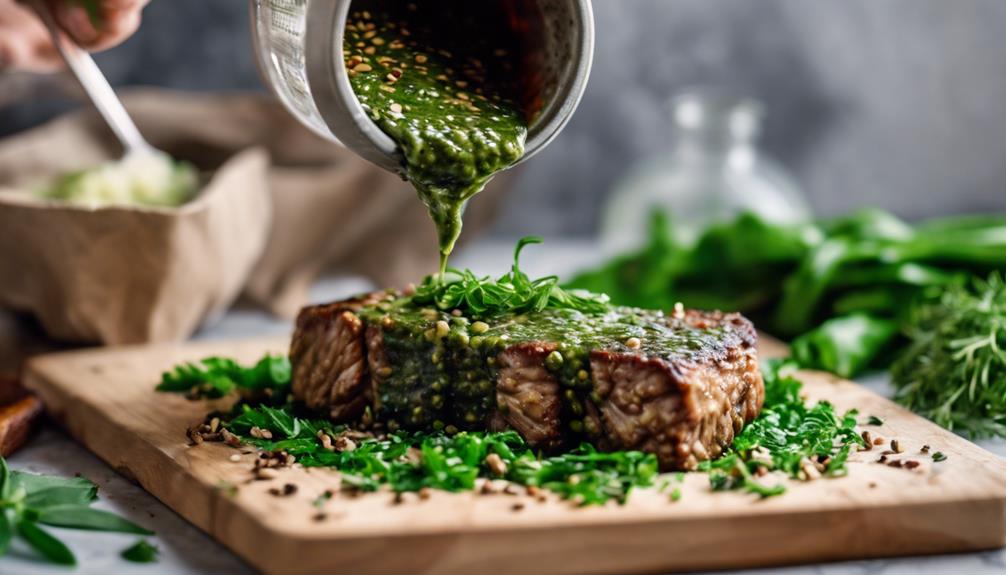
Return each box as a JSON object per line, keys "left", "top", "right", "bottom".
{"left": 0, "top": 0, "right": 149, "bottom": 71}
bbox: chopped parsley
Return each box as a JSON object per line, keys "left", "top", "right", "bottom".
{"left": 161, "top": 353, "right": 865, "bottom": 504}
{"left": 699, "top": 359, "right": 865, "bottom": 497}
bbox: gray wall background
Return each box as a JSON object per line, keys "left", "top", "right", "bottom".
{"left": 3, "top": 0, "right": 1005, "bottom": 236}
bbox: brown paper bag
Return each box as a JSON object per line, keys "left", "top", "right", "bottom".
{"left": 0, "top": 108, "right": 272, "bottom": 344}
{"left": 0, "top": 89, "right": 513, "bottom": 342}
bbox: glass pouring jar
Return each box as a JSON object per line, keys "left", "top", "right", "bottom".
{"left": 602, "top": 90, "right": 810, "bottom": 252}
{"left": 249, "top": 0, "right": 595, "bottom": 176}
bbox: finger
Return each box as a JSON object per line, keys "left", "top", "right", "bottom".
{"left": 49, "top": 2, "right": 100, "bottom": 45}
{"left": 0, "top": 34, "right": 64, "bottom": 72}
{"left": 48, "top": 0, "right": 149, "bottom": 51}
{"left": 80, "top": 8, "right": 140, "bottom": 51}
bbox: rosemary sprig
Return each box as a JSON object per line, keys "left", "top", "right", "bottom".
{"left": 411, "top": 237, "right": 611, "bottom": 318}
{"left": 892, "top": 273, "right": 1006, "bottom": 438}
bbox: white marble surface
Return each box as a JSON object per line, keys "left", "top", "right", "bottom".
{"left": 4, "top": 239, "right": 1006, "bottom": 574}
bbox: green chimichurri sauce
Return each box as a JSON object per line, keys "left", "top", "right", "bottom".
{"left": 344, "top": 7, "right": 528, "bottom": 274}
{"left": 358, "top": 295, "right": 728, "bottom": 434}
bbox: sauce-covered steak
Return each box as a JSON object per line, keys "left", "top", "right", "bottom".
{"left": 290, "top": 292, "right": 764, "bottom": 470}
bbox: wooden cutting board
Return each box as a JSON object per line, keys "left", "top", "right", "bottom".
{"left": 22, "top": 337, "right": 1006, "bottom": 575}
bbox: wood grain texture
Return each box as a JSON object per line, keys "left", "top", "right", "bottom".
{"left": 22, "top": 337, "right": 1006, "bottom": 575}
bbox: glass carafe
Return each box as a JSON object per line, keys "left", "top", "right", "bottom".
{"left": 601, "top": 90, "right": 809, "bottom": 252}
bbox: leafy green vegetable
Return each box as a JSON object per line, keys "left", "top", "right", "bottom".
{"left": 158, "top": 354, "right": 291, "bottom": 399}
{"left": 699, "top": 359, "right": 864, "bottom": 497}
{"left": 866, "top": 415, "right": 884, "bottom": 426}
{"left": 0, "top": 456, "right": 154, "bottom": 566}
{"left": 18, "top": 520, "right": 76, "bottom": 566}
{"left": 790, "top": 313, "right": 899, "bottom": 378}
{"left": 892, "top": 273, "right": 1006, "bottom": 438}
{"left": 35, "top": 505, "right": 152, "bottom": 535}
{"left": 569, "top": 208, "right": 1006, "bottom": 379}
{"left": 932, "top": 451, "right": 948, "bottom": 462}
{"left": 121, "top": 539, "right": 160, "bottom": 563}
{"left": 412, "top": 236, "right": 611, "bottom": 319}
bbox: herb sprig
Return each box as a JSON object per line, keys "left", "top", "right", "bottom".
{"left": 0, "top": 457, "right": 153, "bottom": 566}
{"left": 699, "top": 359, "right": 864, "bottom": 497}
{"left": 412, "top": 237, "right": 611, "bottom": 319}
{"left": 892, "top": 273, "right": 1006, "bottom": 438}
{"left": 157, "top": 354, "right": 291, "bottom": 400}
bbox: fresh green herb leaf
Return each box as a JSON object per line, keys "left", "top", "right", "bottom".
{"left": 867, "top": 415, "right": 885, "bottom": 426}
{"left": 412, "top": 236, "right": 611, "bottom": 319}
{"left": 570, "top": 208, "right": 1006, "bottom": 379}
{"left": 790, "top": 314, "right": 899, "bottom": 378}
{"left": 121, "top": 539, "right": 160, "bottom": 563}
{"left": 669, "top": 488, "right": 682, "bottom": 502}
{"left": 699, "top": 359, "right": 864, "bottom": 497}
{"left": 36, "top": 505, "right": 153, "bottom": 535}
{"left": 312, "top": 491, "right": 332, "bottom": 509}
{"left": 0, "top": 457, "right": 155, "bottom": 566}
{"left": 893, "top": 273, "right": 1006, "bottom": 438}
{"left": 158, "top": 354, "right": 291, "bottom": 400}
{"left": 17, "top": 520, "right": 76, "bottom": 566}
{"left": 932, "top": 452, "right": 948, "bottom": 462}
{"left": 0, "top": 457, "right": 9, "bottom": 501}
{"left": 0, "top": 510, "right": 12, "bottom": 557}
{"left": 10, "top": 472, "right": 98, "bottom": 508}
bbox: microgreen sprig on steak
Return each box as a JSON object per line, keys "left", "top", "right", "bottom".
{"left": 411, "top": 237, "right": 611, "bottom": 319}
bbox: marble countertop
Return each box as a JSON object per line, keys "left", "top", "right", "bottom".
{"left": 4, "top": 239, "right": 1006, "bottom": 575}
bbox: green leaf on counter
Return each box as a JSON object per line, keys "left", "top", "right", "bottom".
{"left": 0, "top": 457, "right": 9, "bottom": 501}
{"left": 36, "top": 505, "right": 153, "bottom": 535}
{"left": 0, "top": 456, "right": 156, "bottom": 566}
{"left": 17, "top": 520, "right": 76, "bottom": 566}
{"left": 0, "top": 511, "right": 12, "bottom": 557}
{"left": 121, "top": 538, "right": 160, "bottom": 563}
{"left": 790, "top": 314, "right": 899, "bottom": 378}
{"left": 11, "top": 472, "right": 98, "bottom": 509}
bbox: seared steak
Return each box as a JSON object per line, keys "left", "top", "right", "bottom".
{"left": 290, "top": 293, "right": 763, "bottom": 470}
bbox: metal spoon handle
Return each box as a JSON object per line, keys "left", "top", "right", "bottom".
{"left": 31, "top": 1, "right": 151, "bottom": 154}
